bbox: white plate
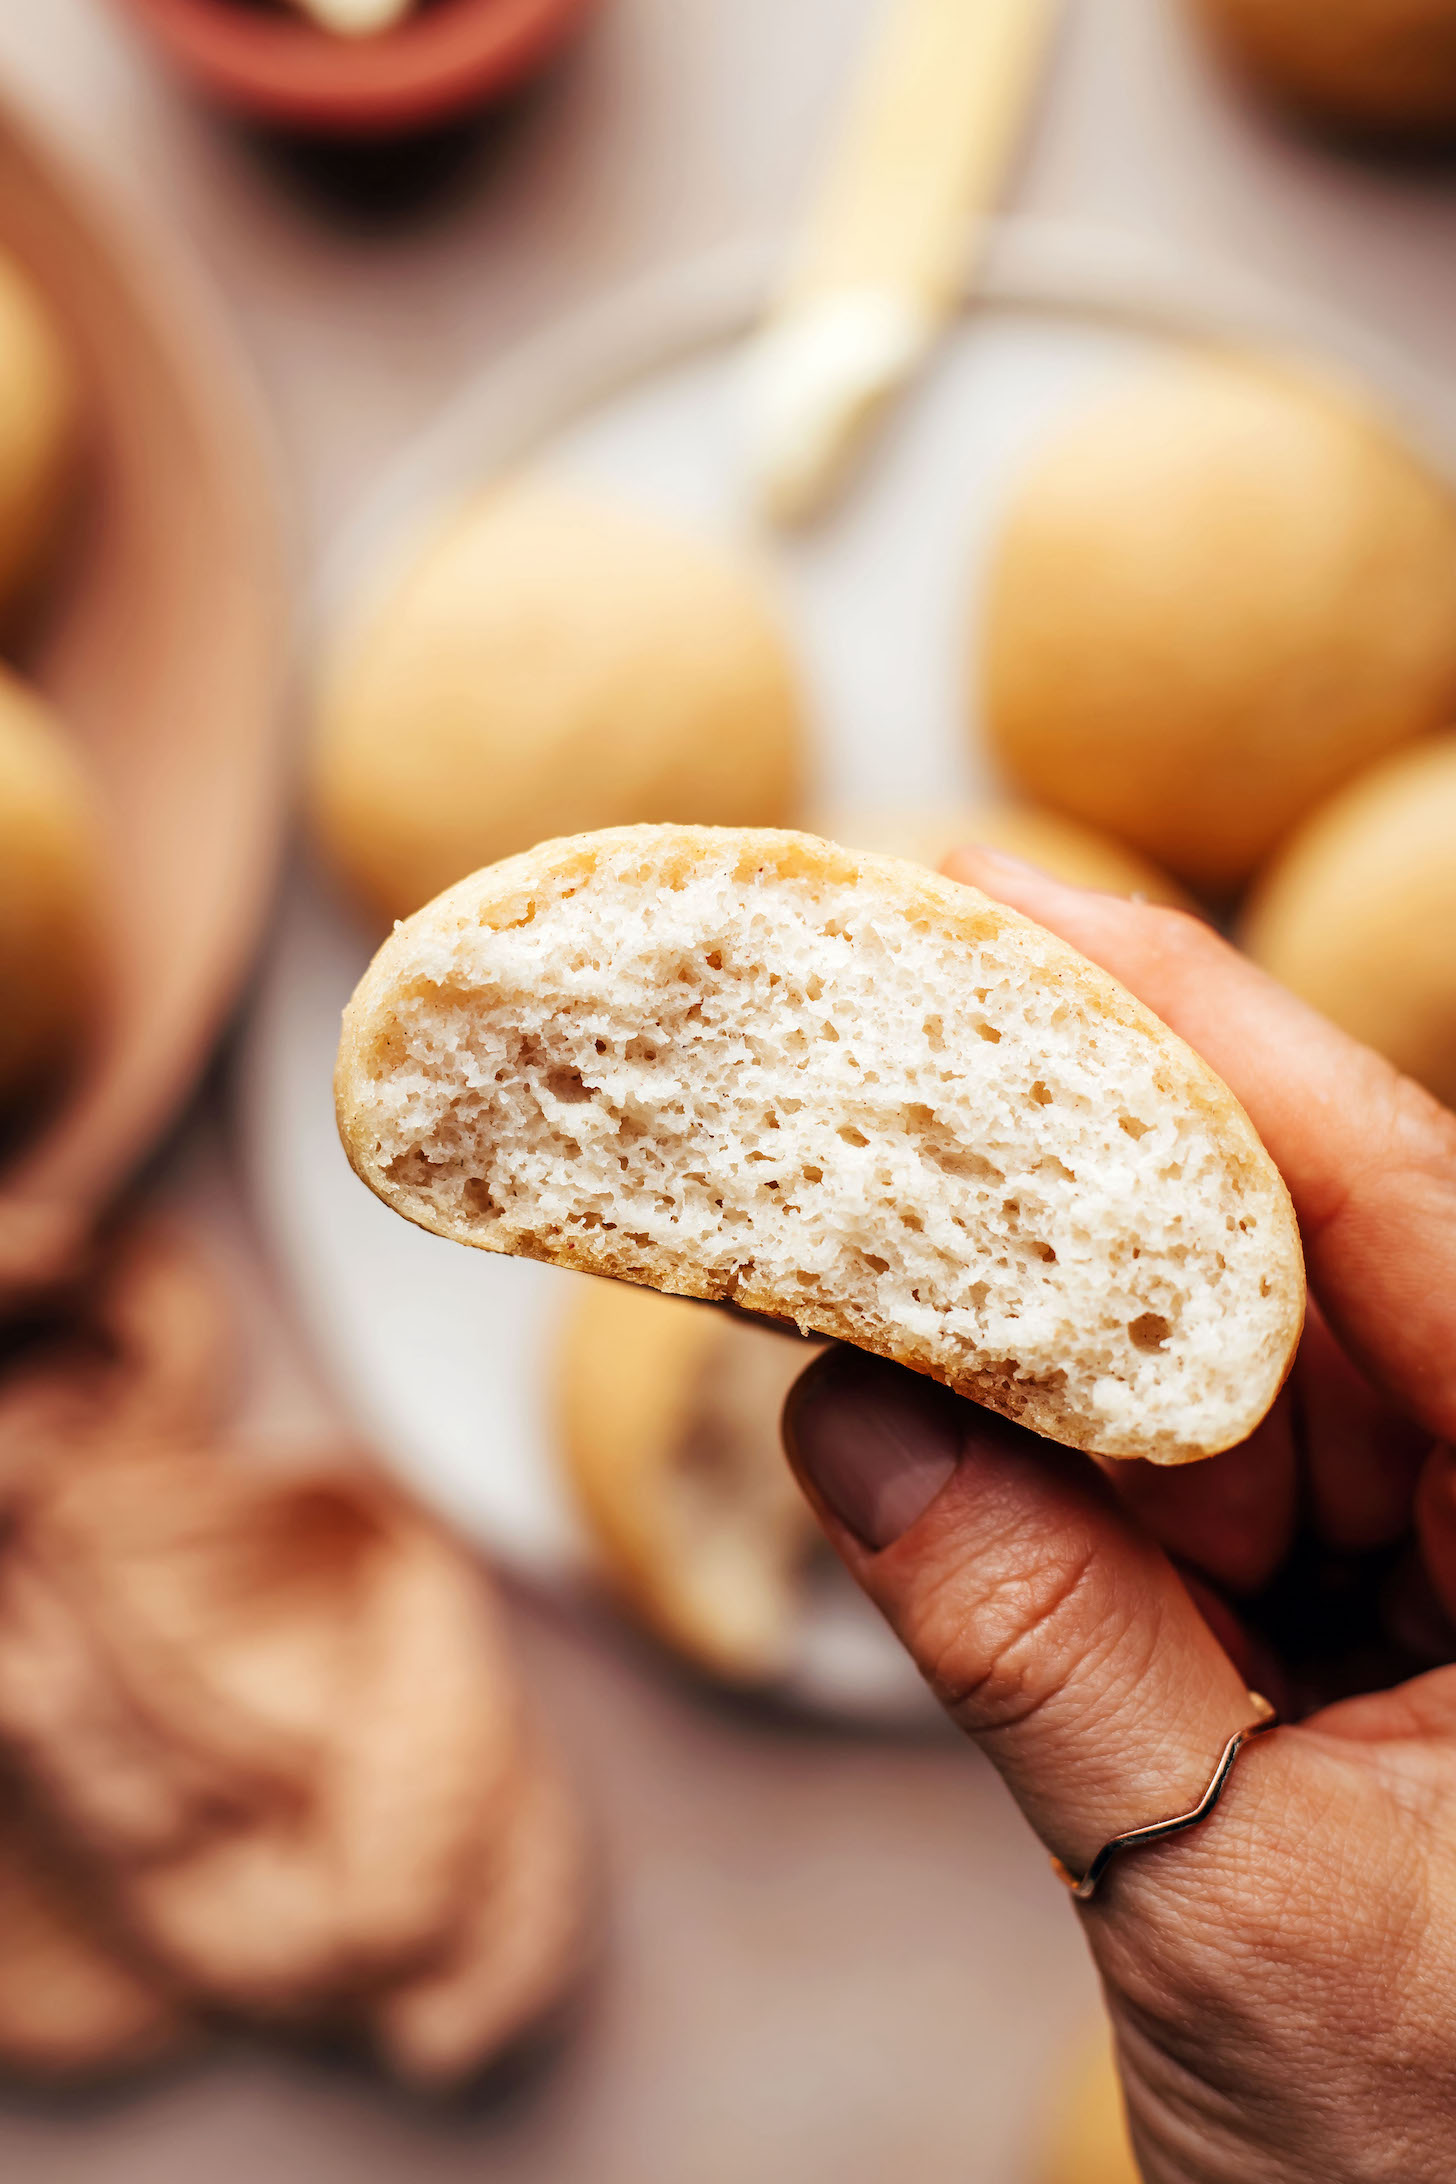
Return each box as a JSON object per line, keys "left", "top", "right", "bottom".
{"left": 240, "top": 223, "right": 1455, "bottom": 1722}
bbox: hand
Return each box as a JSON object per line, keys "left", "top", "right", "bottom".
{"left": 782, "top": 847, "right": 1456, "bottom": 2184}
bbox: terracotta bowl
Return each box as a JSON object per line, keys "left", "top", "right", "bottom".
{"left": 0, "top": 97, "right": 287, "bottom": 1302}
{"left": 112, "top": 0, "right": 599, "bottom": 139}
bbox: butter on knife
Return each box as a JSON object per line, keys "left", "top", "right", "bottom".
{"left": 747, "top": 0, "right": 1062, "bottom": 525}
{"left": 289, "top": 0, "right": 414, "bottom": 34}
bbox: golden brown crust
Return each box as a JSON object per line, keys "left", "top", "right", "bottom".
{"left": 310, "top": 482, "right": 805, "bottom": 927}
{"left": 337, "top": 826, "right": 1306, "bottom": 1463}
{"left": 982, "top": 358, "right": 1456, "bottom": 890}
{"left": 558, "top": 1279, "right": 818, "bottom": 1681}
{"left": 819, "top": 802, "right": 1195, "bottom": 908}
{"left": 1242, "top": 736, "right": 1456, "bottom": 1110}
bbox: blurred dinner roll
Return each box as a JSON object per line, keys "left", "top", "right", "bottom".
{"left": 1194, "top": 0, "right": 1456, "bottom": 140}
{"left": 559, "top": 1279, "right": 819, "bottom": 1684}
{"left": 1037, "top": 2022, "right": 1138, "bottom": 2184}
{"left": 982, "top": 355, "right": 1456, "bottom": 892}
{"left": 823, "top": 803, "right": 1191, "bottom": 905}
{"left": 312, "top": 480, "right": 805, "bottom": 925}
{"left": 1243, "top": 737, "right": 1456, "bottom": 1109}
{"left": 0, "top": 247, "right": 80, "bottom": 619}
{"left": 0, "top": 667, "right": 99, "bottom": 1109}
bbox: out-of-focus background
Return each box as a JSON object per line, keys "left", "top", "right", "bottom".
{"left": 0, "top": 2, "right": 1454, "bottom": 2179}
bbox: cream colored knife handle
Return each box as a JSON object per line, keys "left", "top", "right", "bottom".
{"left": 748, "top": 0, "right": 1061, "bottom": 523}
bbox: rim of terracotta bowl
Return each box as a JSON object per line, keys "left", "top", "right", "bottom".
{"left": 113, "top": 0, "right": 600, "bottom": 137}
{"left": 0, "top": 93, "right": 289, "bottom": 1304}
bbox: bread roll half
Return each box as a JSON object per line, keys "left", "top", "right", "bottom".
{"left": 336, "top": 827, "right": 1303, "bottom": 1465}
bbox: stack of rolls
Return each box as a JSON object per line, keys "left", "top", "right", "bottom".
{"left": 1241, "top": 737, "right": 1456, "bottom": 1112}
{"left": 981, "top": 354, "right": 1456, "bottom": 897}
{"left": 0, "top": 1224, "right": 591, "bottom": 2088}
{"left": 979, "top": 352, "right": 1456, "bottom": 1117}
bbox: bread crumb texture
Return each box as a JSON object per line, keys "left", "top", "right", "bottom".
{"left": 338, "top": 828, "right": 1303, "bottom": 1464}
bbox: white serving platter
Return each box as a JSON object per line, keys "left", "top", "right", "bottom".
{"left": 239, "top": 222, "right": 1454, "bottom": 1721}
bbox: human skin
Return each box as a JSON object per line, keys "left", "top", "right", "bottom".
{"left": 783, "top": 845, "right": 1456, "bottom": 2184}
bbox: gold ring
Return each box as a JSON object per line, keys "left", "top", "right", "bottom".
{"left": 1051, "top": 1693, "right": 1278, "bottom": 1903}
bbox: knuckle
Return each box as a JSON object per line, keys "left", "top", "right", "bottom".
{"left": 906, "top": 1535, "right": 1101, "bottom": 1733}
{"left": 1381, "top": 1061, "right": 1456, "bottom": 1160}
{"left": 1137, "top": 900, "right": 1226, "bottom": 976}
{"left": 1098, "top": 1749, "right": 1456, "bottom": 2175}
{"left": 1116, "top": 1743, "right": 1429, "bottom": 2018}
{"left": 1147, "top": 901, "right": 1214, "bottom": 953}
{"left": 1358, "top": 1066, "right": 1456, "bottom": 1206}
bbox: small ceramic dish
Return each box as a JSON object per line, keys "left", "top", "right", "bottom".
{"left": 112, "top": 0, "right": 599, "bottom": 139}
{"left": 0, "top": 95, "right": 287, "bottom": 1301}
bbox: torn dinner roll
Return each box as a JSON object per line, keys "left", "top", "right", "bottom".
{"left": 337, "top": 825, "right": 1304, "bottom": 1465}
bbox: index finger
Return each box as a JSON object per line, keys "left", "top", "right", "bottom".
{"left": 944, "top": 845, "right": 1456, "bottom": 1443}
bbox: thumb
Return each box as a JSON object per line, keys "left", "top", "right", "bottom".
{"left": 783, "top": 1345, "right": 1262, "bottom": 1882}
